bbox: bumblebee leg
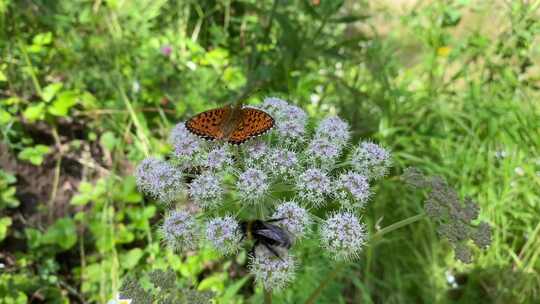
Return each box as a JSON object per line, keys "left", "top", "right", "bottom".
{"left": 262, "top": 243, "right": 284, "bottom": 261}
{"left": 249, "top": 240, "right": 259, "bottom": 258}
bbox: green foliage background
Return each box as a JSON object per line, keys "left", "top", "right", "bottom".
{"left": 1, "top": 0, "right": 539, "bottom": 303}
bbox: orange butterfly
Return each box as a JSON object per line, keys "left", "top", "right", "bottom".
{"left": 185, "top": 103, "right": 274, "bottom": 145}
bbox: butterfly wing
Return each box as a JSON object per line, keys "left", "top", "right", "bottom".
{"left": 228, "top": 108, "right": 274, "bottom": 144}
{"left": 185, "top": 107, "right": 230, "bottom": 140}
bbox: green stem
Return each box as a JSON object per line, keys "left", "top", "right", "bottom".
{"left": 264, "top": 289, "right": 272, "bottom": 304}
{"left": 20, "top": 43, "right": 43, "bottom": 97}
{"left": 370, "top": 213, "right": 426, "bottom": 242}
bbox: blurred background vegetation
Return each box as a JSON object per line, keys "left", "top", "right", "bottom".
{"left": 1, "top": 0, "right": 539, "bottom": 303}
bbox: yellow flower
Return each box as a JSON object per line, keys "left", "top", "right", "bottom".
{"left": 437, "top": 46, "right": 452, "bottom": 57}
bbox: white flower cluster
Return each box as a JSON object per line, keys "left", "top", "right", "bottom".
{"left": 135, "top": 97, "right": 393, "bottom": 291}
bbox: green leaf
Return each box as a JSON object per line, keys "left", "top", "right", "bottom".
{"left": 17, "top": 145, "right": 50, "bottom": 165}
{"left": 120, "top": 248, "right": 144, "bottom": 269}
{"left": 41, "top": 83, "right": 63, "bottom": 102}
{"left": 1, "top": 186, "right": 19, "bottom": 208}
{"left": 115, "top": 224, "right": 135, "bottom": 244}
{"left": 113, "top": 176, "right": 142, "bottom": 204}
{"left": 22, "top": 103, "right": 46, "bottom": 122}
{"left": 80, "top": 91, "right": 97, "bottom": 109}
{"left": 25, "top": 228, "right": 43, "bottom": 249}
{"left": 42, "top": 218, "right": 77, "bottom": 250}
{"left": 0, "top": 217, "right": 13, "bottom": 242}
{"left": 48, "top": 90, "right": 78, "bottom": 117}
{"left": 197, "top": 273, "right": 227, "bottom": 292}
{"left": 329, "top": 14, "right": 370, "bottom": 23}
{"left": 70, "top": 179, "right": 108, "bottom": 206}
{"left": 100, "top": 131, "right": 117, "bottom": 151}
{"left": 0, "top": 108, "right": 12, "bottom": 125}
{"left": 221, "top": 277, "right": 249, "bottom": 302}
{"left": 32, "top": 32, "right": 53, "bottom": 45}
{"left": 0, "top": 70, "right": 6, "bottom": 82}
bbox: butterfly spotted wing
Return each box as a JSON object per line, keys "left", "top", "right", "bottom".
{"left": 185, "top": 106, "right": 274, "bottom": 144}
{"left": 185, "top": 107, "right": 232, "bottom": 141}
{"left": 228, "top": 108, "right": 274, "bottom": 144}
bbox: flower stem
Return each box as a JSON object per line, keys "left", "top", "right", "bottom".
{"left": 264, "top": 289, "right": 272, "bottom": 304}
{"left": 370, "top": 213, "right": 426, "bottom": 242}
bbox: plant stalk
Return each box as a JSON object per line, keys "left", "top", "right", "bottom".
{"left": 264, "top": 289, "right": 272, "bottom": 304}
{"left": 371, "top": 213, "right": 426, "bottom": 242}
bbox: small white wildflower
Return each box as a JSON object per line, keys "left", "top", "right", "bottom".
{"left": 204, "top": 146, "right": 233, "bottom": 170}
{"left": 205, "top": 216, "right": 242, "bottom": 255}
{"left": 243, "top": 141, "right": 269, "bottom": 166}
{"left": 320, "top": 211, "right": 367, "bottom": 260}
{"left": 161, "top": 210, "right": 198, "bottom": 251}
{"left": 296, "top": 168, "right": 332, "bottom": 207}
{"left": 307, "top": 137, "right": 341, "bottom": 165}
{"left": 335, "top": 171, "right": 371, "bottom": 209}
{"left": 188, "top": 172, "right": 224, "bottom": 209}
{"left": 169, "top": 122, "right": 203, "bottom": 160}
{"left": 351, "top": 141, "right": 392, "bottom": 180}
{"left": 249, "top": 246, "right": 296, "bottom": 291}
{"left": 135, "top": 157, "right": 184, "bottom": 203}
{"left": 272, "top": 201, "right": 311, "bottom": 240}
{"left": 315, "top": 116, "right": 350, "bottom": 146}
{"left": 266, "top": 148, "right": 299, "bottom": 178}
{"left": 236, "top": 168, "right": 269, "bottom": 203}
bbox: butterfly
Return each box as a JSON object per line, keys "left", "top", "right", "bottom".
{"left": 185, "top": 104, "right": 274, "bottom": 145}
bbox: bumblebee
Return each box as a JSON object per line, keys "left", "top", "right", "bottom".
{"left": 239, "top": 219, "right": 292, "bottom": 259}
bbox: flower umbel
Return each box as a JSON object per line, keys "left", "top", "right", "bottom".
{"left": 404, "top": 168, "right": 493, "bottom": 263}
{"left": 206, "top": 216, "right": 243, "bottom": 255}
{"left": 161, "top": 210, "right": 198, "bottom": 251}
{"left": 296, "top": 168, "right": 332, "bottom": 207}
{"left": 261, "top": 97, "right": 308, "bottom": 144}
{"left": 307, "top": 137, "right": 341, "bottom": 165}
{"left": 335, "top": 171, "right": 371, "bottom": 209}
{"left": 315, "top": 116, "right": 350, "bottom": 146}
{"left": 266, "top": 148, "right": 299, "bottom": 178}
{"left": 135, "top": 157, "right": 184, "bottom": 203}
{"left": 188, "top": 172, "right": 224, "bottom": 209}
{"left": 272, "top": 201, "right": 311, "bottom": 240}
{"left": 351, "top": 141, "right": 391, "bottom": 180}
{"left": 132, "top": 97, "right": 492, "bottom": 294}
{"left": 169, "top": 122, "right": 202, "bottom": 160}
{"left": 236, "top": 168, "right": 269, "bottom": 203}
{"left": 204, "top": 146, "right": 233, "bottom": 170}
{"left": 320, "top": 211, "right": 366, "bottom": 260}
{"left": 248, "top": 246, "right": 296, "bottom": 291}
